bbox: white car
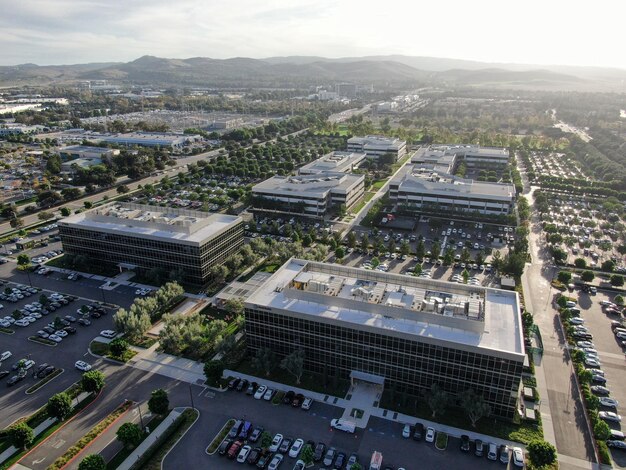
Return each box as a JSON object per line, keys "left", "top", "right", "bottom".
{"left": 599, "top": 397, "right": 619, "bottom": 409}
{"left": 99, "top": 330, "right": 116, "bottom": 339}
{"left": 75, "top": 360, "right": 92, "bottom": 371}
{"left": 22, "top": 359, "right": 35, "bottom": 370}
{"left": 237, "top": 445, "right": 252, "bottom": 463}
{"left": 48, "top": 334, "right": 62, "bottom": 343}
{"left": 599, "top": 411, "right": 622, "bottom": 422}
{"left": 585, "top": 357, "right": 601, "bottom": 368}
{"left": 577, "top": 341, "right": 594, "bottom": 349}
{"left": 269, "top": 433, "right": 283, "bottom": 452}
{"left": 0, "top": 351, "right": 12, "bottom": 361}
{"left": 425, "top": 427, "right": 435, "bottom": 443}
{"left": 14, "top": 319, "right": 30, "bottom": 327}
{"left": 0, "top": 320, "right": 11, "bottom": 328}
{"left": 512, "top": 447, "right": 524, "bottom": 467}
{"left": 263, "top": 388, "right": 274, "bottom": 401}
{"left": 289, "top": 438, "right": 304, "bottom": 458}
{"left": 55, "top": 330, "right": 68, "bottom": 338}
{"left": 254, "top": 385, "right": 267, "bottom": 400}
{"left": 402, "top": 423, "right": 411, "bottom": 438}
{"left": 301, "top": 397, "right": 313, "bottom": 410}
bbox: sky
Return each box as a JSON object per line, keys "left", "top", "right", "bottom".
{"left": 0, "top": 0, "right": 625, "bottom": 69}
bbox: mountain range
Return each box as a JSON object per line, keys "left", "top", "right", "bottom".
{"left": 1, "top": 55, "right": 624, "bottom": 91}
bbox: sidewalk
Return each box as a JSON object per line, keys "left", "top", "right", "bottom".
{"left": 128, "top": 344, "right": 206, "bottom": 385}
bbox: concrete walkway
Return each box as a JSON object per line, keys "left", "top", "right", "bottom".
{"left": 128, "top": 344, "right": 206, "bottom": 385}
{"left": 116, "top": 407, "right": 186, "bottom": 470}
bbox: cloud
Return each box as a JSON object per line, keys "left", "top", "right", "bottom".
{"left": 0, "top": 0, "right": 624, "bottom": 68}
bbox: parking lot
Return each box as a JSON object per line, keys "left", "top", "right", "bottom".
{"left": 167, "top": 384, "right": 522, "bottom": 470}
{"left": 565, "top": 288, "right": 626, "bottom": 468}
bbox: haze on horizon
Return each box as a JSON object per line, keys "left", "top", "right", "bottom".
{"left": 1, "top": 0, "right": 624, "bottom": 70}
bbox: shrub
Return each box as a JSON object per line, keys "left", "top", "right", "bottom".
{"left": 527, "top": 440, "right": 557, "bottom": 468}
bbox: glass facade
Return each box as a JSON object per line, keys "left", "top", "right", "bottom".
{"left": 59, "top": 221, "right": 243, "bottom": 285}
{"left": 245, "top": 308, "right": 522, "bottom": 419}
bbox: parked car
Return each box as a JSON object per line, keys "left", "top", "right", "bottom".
{"left": 413, "top": 422, "right": 424, "bottom": 441}
{"left": 512, "top": 447, "right": 524, "bottom": 467}
{"left": 289, "top": 438, "right": 304, "bottom": 458}
{"left": 460, "top": 435, "right": 470, "bottom": 452}
{"left": 425, "top": 427, "right": 435, "bottom": 443}
{"left": 301, "top": 397, "right": 313, "bottom": 410}
{"left": 74, "top": 360, "right": 91, "bottom": 371}
{"left": 218, "top": 438, "right": 233, "bottom": 455}
{"left": 99, "top": 330, "right": 116, "bottom": 338}
{"left": 475, "top": 439, "right": 484, "bottom": 457}
{"left": 267, "top": 454, "right": 283, "bottom": 470}
{"left": 254, "top": 385, "right": 267, "bottom": 400}
{"left": 499, "top": 445, "right": 510, "bottom": 464}
{"left": 269, "top": 433, "right": 283, "bottom": 452}
{"left": 313, "top": 442, "right": 326, "bottom": 461}
{"left": 487, "top": 442, "right": 498, "bottom": 460}
{"left": 323, "top": 447, "right": 336, "bottom": 467}
{"left": 607, "top": 440, "right": 626, "bottom": 450}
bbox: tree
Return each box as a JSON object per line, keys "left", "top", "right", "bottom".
{"left": 204, "top": 360, "right": 225, "bottom": 384}
{"left": 615, "top": 295, "right": 625, "bottom": 306}
{"left": 350, "top": 464, "right": 363, "bottom": 470}
{"left": 462, "top": 269, "right": 470, "bottom": 284}
{"left": 81, "top": 370, "right": 105, "bottom": 394}
{"left": 557, "top": 271, "right": 572, "bottom": 284}
{"left": 78, "top": 454, "right": 106, "bottom": 470}
{"left": 17, "top": 254, "right": 30, "bottom": 266}
{"left": 415, "top": 240, "right": 425, "bottom": 259}
{"left": 301, "top": 444, "right": 315, "bottom": 465}
{"left": 602, "top": 260, "right": 616, "bottom": 272}
{"left": 347, "top": 232, "right": 357, "bottom": 250}
{"left": 224, "top": 298, "right": 244, "bottom": 317}
{"left": 611, "top": 275, "right": 625, "bottom": 287}
{"left": 443, "top": 248, "right": 454, "bottom": 266}
{"left": 280, "top": 349, "right": 305, "bottom": 384}
{"left": 574, "top": 258, "right": 587, "bottom": 269}
{"left": 400, "top": 241, "right": 410, "bottom": 257}
{"left": 84, "top": 201, "right": 93, "bottom": 209}
{"left": 46, "top": 154, "right": 62, "bottom": 174}
{"left": 117, "top": 185, "right": 130, "bottom": 194}
{"left": 526, "top": 440, "right": 557, "bottom": 468}
{"left": 431, "top": 242, "right": 441, "bottom": 261}
{"left": 116, "top": 422, "right": 143, "bottom": 449}
{"left": 335, "top": 247, "right": 345, "bottom": 259}
{"left": 60, "top": 207, "right": 71, "bottom": 217}
{"left": 148, "top": 388, "right": 170, "bottom": 415}
{"left": 9, "top": 216, "right": 24, "bottom": 229}
{"left": 370, "top": 257, "right": 380, "bottom": 268}
{"left": 109, "top": 338, "right": 129, "bottom": 357}
{"left": 460, "top": 389, "right": 491, "bottom": 427}
{"left": 413, "top": 263, "right": 423, "bottom": 275}
{"left": 252, "top": 347, "right": 276, "bottom": 377}
{"left": 209, "top": 264, "right": 229, "bottom": 285}
{"left": 260, "top": 430, "right": 273, "bottom": 450}
{"left": 426, "top": 383, "right": 449, "bottom": 418}
{"left": 8, "top": 422, "right": 34, "bottom": 449}
{"left": 47, "top": 392, "right": 72, "bottom": 420}
{"left": 360, "top": 233, "right": 369, "bottom": 252}
{"left": 38, "top": 211, "right": 54, "bottom": 221}
{"left": 594, "top": 419, "right": 611, "bottom": 441}
{"left": 581, "top": 270, "right": 595, "bottom": 282}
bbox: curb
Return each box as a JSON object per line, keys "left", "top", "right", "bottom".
{"left": 14, "top": 389, "right": 103, "bottom": 466}
{"left": 27, "top": 336, "right": 58, "bottom": 347}
{"left": 59, "top": 401, "right": 133, "bottom": 470}
{"left": 25, "top": 369, "right": 65, "bottom": 395}
{"left": 161, "top": 408, "right": 200, "bottom": 470}
{"left": 205, "top": 418, "right": 235, "bottom": 455}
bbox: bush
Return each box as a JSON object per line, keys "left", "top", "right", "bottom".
{"left": 78, "top": 454, "right": 106, "bottom": 470}
{"left": 47, "top": 392, "right": 72, "bottom": 421}
{"left": 598, "top": 441, "right": 612, "bottom": 465}
{"left": 148, "top": 389, "right": 170, "bottom": 415}
{"left": 580, "top": 270, "right": 595, "bottom": 282}
{"left": 557, "top": 271, "right": 572, "bottom": 284}
{"left": 527, "top": 440, "right": 557, "bottom": 468}
{"left": 116, "top": 422, "right": 143, "bottom": 449}
{"left": 81, "top": 370, "right": 105, "bottom": 394}
{"left": 8, "top": 422, "right": 34, "bottom": 449}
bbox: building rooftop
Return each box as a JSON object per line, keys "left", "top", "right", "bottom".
{"left": 59, "top": 145, "right": 115, "bottom": 155}
{"left": 59, "top": 202, "right": 241, "bottom": 245}
{"left": 253, "top": 172, "right": 364, "bottom": 198}
{"left": 394, "top": 166, "right": 515, "bottom": 200}
{"left": 348, "top": 135, "right": 405, "bottom": 149}
{"left": 246, "top": 259, "right": 524, "bottom": 359}
{"left": 299, "top": 151, "right": 367, "bottom": 175}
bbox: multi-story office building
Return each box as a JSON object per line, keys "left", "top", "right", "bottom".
{"left": 464, "top": 146, "right": 509, "bottom": 168}
{"left": 58, "top": 202, "right": 243, "bottom": 285}
{"left": 347, "top": 135, "right": 407, "bottom": 161}
{"left": 298, "top": 151, "right": 367, "bottom": 175}
{"left": 389, "top": 166, "right": 515, "bottom": 216}
{"left": 245, "top": 259, "right": 524, "bottom": 419}
{"left": 335, "top": 83, "right": 357, "bottom": 98}
{"left": 251, "top": 172, "right": 364, "bottom": 219}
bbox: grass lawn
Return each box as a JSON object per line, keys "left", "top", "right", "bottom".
{"left": 234, "top": 359, "right": 350, "bottom": 398}
{"left": 89, "top": 340, "right": 136, "bottom": 362}
{"left": 350, "top": 192, "right": 375, "bottom": 215}
{"left": 129, "top": 335, "right": 158, "bottom": 349}
{"left": 380, "top": 390, "right": 543, "bottom": 444}
{"left": 45, "top": 255, "right": 119, "bottom": 278}
{"left": 371, "top": 180, "right": 386, "bottom": 191}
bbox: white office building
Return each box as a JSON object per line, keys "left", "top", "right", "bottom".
{"left": 347, "top": 135, "right": 407, "bottom": 161}
{"left": 298, "top": 151, "right": 367, "bottom": 175}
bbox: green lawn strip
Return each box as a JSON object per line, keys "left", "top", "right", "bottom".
{"left": 0, "top": 390, "right": 97, "bottom": 470}
{"left": 104, "top": 414, "right": 166, "bottom": 469}
{"left": 380, "top": 391, "right": 542, "bottom": 444}
{"left": 89, "top": 340, "right": 137, "bottom": 363}
{"left": 128, "top": 335, "right": 158, "bottom": 349}
{"left": 27, "top": 336, "right": 57, "bottom": 347}
{"left": 26, "top": 368, "right": 64, "bottom": 394}
{"left": 47, "top": 400, "right": 133, "bottom": 470}
{"left": 435, "top": 431, "right": 448, "bottom": 450}
{"left": 370, "top": 180, "right": 386, "bottom": 190}
{"left": 0, "top": 327, "right": 14, "bottom": 335}
{"left": 206, "top": 419, "right": 235, "bottom": 455}
{"left": 349, "top": 192, "right": 375, "bottom": 215}
{"left": 128, "top": 408, "right": 199, "bottom": 470}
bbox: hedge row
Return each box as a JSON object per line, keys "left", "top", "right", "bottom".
{"left": 206, "top": 419, "right": 235, "bottom": 455}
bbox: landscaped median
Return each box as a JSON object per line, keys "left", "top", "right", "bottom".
{"left": 47, "top": 400, "right": 133, "bottom": 470}
{"left": 0, "top": 327, "right": 14, "bottom": 335}
{"left": 25, "top": 369, "right": 64, "bottom": 394}
{"left": 435, "top": 432, "right": 448, "bottom": 451}
{"left": 89, "top": 339, "right": 137, "bottom": 363}
{"left": 28, "top": 335, "right": 57, "bottom": 347}
{"left": 206, "top": 419, "right": 235, "bottom": 455}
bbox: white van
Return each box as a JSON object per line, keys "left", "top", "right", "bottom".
{"left": 330, "top": 419, "right": 356, "bottom": 434}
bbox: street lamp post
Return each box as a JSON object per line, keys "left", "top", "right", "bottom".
{"left": 189, "top": 383, "right": 195, "bottom": 409}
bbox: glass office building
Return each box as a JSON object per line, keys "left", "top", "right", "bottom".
{"left": 245, "top": 259, "right": 525, "bottom": 419}
{"left": 58, "top": 202, "right": 243, "bottom": 285}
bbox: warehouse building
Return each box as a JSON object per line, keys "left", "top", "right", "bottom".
{"left": 58, "top": 202, "right": 243, "bottom": 285}
{"left": 245, "top": 259, "right": 524, "bottom": 419}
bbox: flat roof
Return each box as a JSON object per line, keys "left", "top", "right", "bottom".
{"left": 299, "top": 151, "right": 367, "bottom": 174}
{"left": 253, "top": 172, "right": 364, "bottom": 198}
{"left": 347, "top": 135, "right": 406, "bottom": 149}
{"left": 59, "top": 145, "right": 114, "bottom": 154}
{"left": 59, "top": 202, "right": 241, "bottom": 245}
{"left": 246, "top": 259, "right": 524, "bottom": 360}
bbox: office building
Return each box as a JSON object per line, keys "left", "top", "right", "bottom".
{"left": 335, "top": 83, "right": 357, "bottom": 98}
{"left": 245, "top": 259, "right": 524, "bottom": 419}
{"left": 389, "top": 166, "right": 515, "bottom": 216}
{"left": 464, "top": 146, "right": 509, "bottom": 168}
{"left": 298, "top": 151, "right": 367, "bottom": 175}
{"left": 347, "top": 135, "right": 407, "bottom": 161}
{"left": 411, "top": 147, "right": 458, "bottom": 174}
{"left": 58, "top": 202, "right": 243, "bottom": 285}
{"left": 251, "top": 172, "right": 364, "bottom": 219}
{"left": 59, "top": 145, "right": 119, "bottom": 161}
{"left": 99, "top": 132, "right": 201, "bottom": 149}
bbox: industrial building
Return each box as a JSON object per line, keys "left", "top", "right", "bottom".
{"left": 389, "top": 166, "right": 515, "bottom": 216}
{"left": 251, "top": 172, "right": 364, "bottom": 219}
{"left": 58, "top": 202, "right": 243, "bottom": 285}
{"left": 347, "top": 135, "right": 407, "bottom": 161}
{"left": 244, "top": 259, "right": 525, "bottom": 419}
{"left": 59, "top": 145, "right": 119, "bottom": 161}
{"left": 99, "top": 132, "right": 201, "bottom": 149}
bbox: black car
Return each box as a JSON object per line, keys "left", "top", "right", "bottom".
{"left": 334, "top": 452, "right": 346, "bottom": 469}
{"left": 236, "top": 379, "right": 249, "bottom": 392}
{"left": 279, "top": 437, "right": 293, "bottom": 454}
{"left": 64, "top": 326, "right": 77, "bottom": 334}
{"left": 413, "top": 422, "right": 424, "bottom": 441}
{"left": 34, "top": 363, "right": 49, "bottom": 374}
{"left": 256, "top": 453, "right": 271, "bottom": 469}
{"left": 37, "top": 366, "right": 56, "bottom": 378}
{"left": 460, "top": 434, "right": 470, "bottom": 452}
{"left": 246, "top": 382, "right": 258, "bottom": 395}
{"left": 0, "top": 370, "right": 9, "bottom": 379}
{"left": 249, "top": 426, "right": 264, "bottom": 443}
{"left": 78, "top": 318, "right": 91, "bottom": 326}
{"left": 228, "top": 377, "right": 241, "bottom": 390}
{"left": 59, "top": 319, "right": 70, "bottom": 327}
{"left": 247, "top": 447, "right": 262, "bottom": 465}
{"left": 43, "top": 326, "right": 55, "bottom": 334}
{"left": 592, "top": 375, "right": 607, "bottom": 384}
{"left": 292, "top": 393, "right": 305, "bottom": 407}
{"left": 90, "top": 311, "right": 102, "bottom": 319}
{"left": 218, "top": 439, "right": 233, "bottom": 455}
{"left": 283, "top": 390, "right": 295, "bottom": 404}
{"left": 314, "top": 442, "right": 326, "bottom": 461}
